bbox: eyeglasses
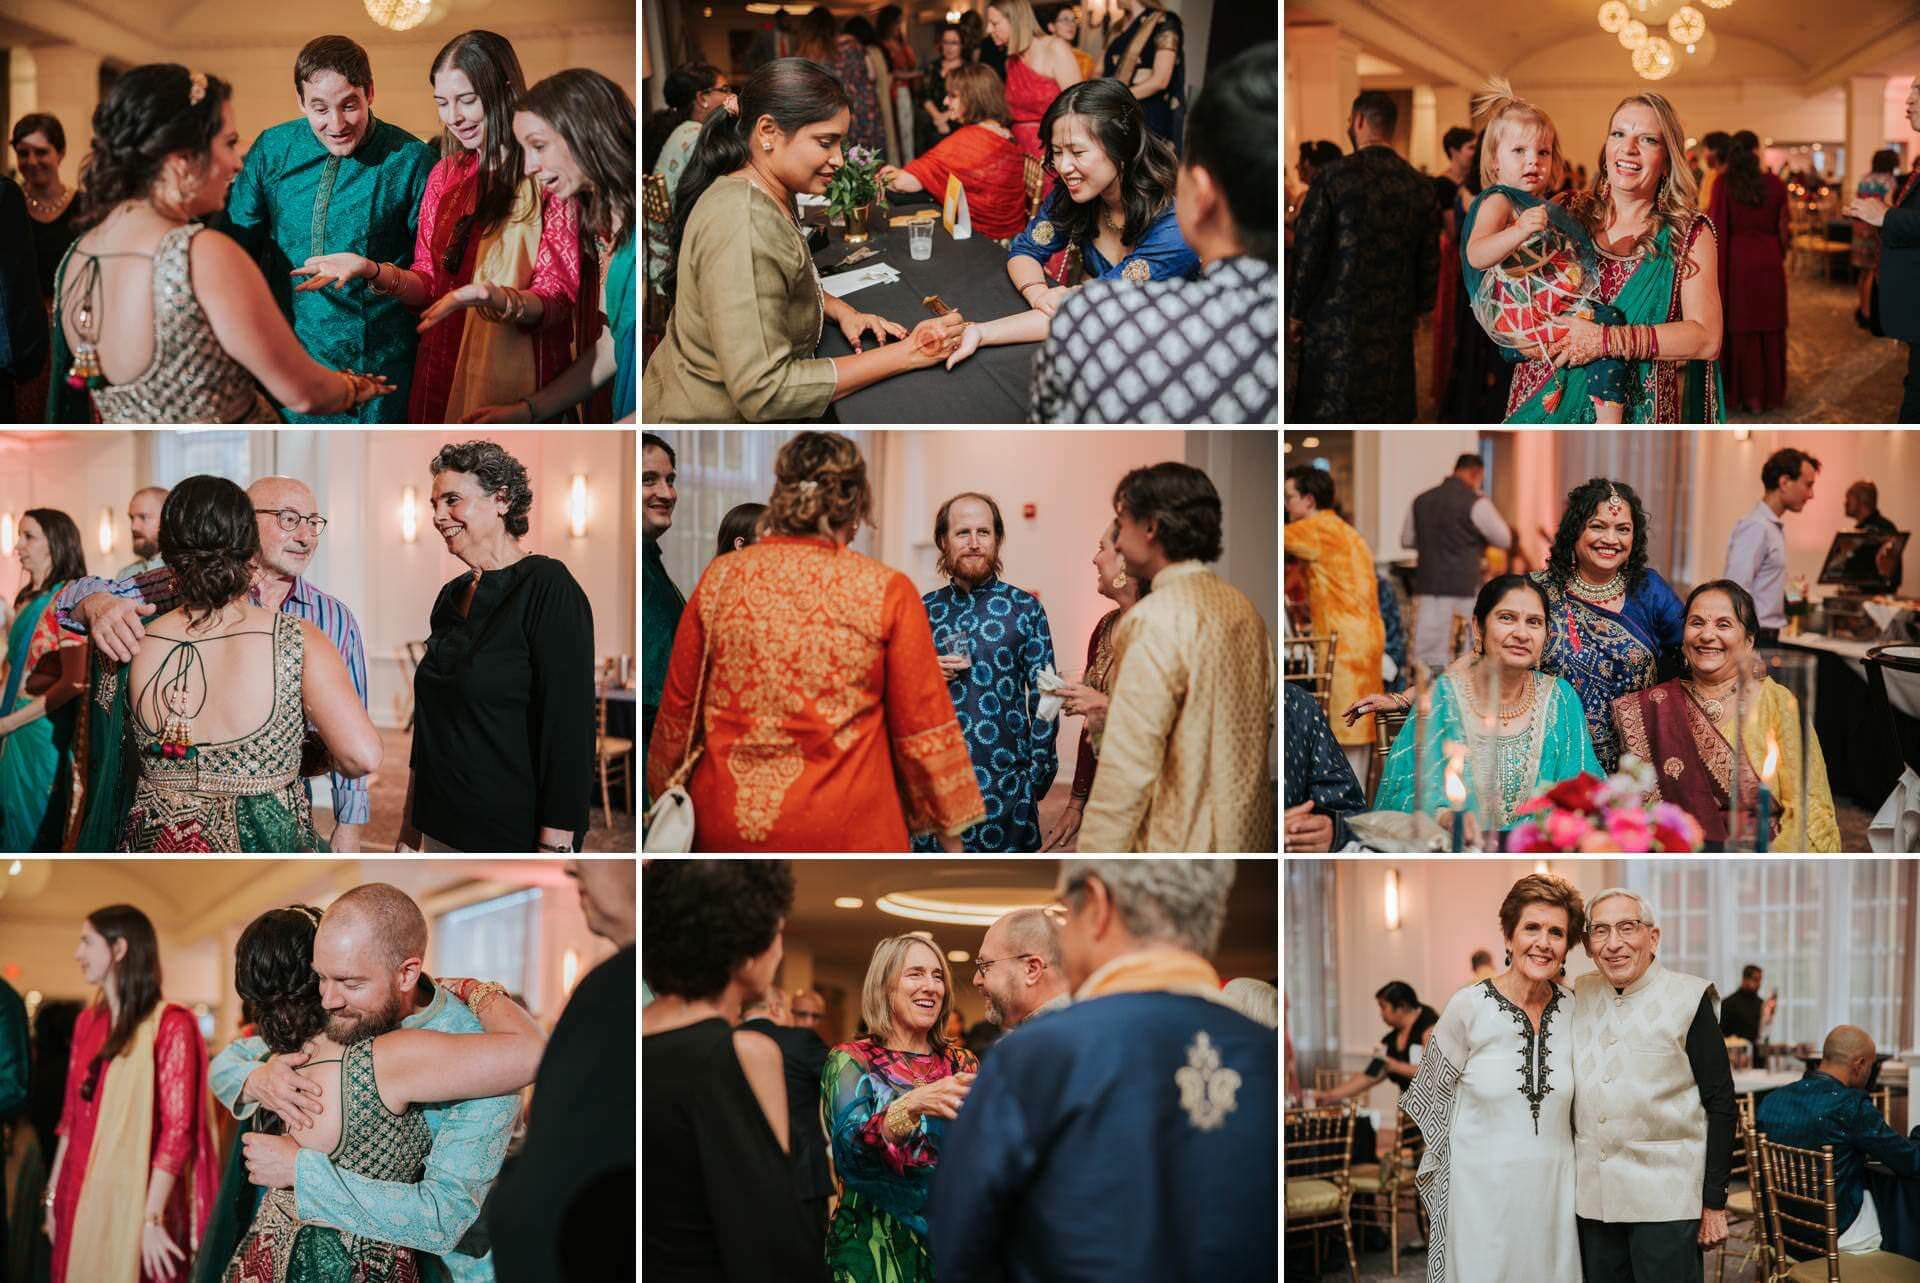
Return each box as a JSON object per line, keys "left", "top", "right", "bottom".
{"left": 1587, "top": 919, "right": 1647, "bottom": 944}
{"left": 255, "top": 508, "right": 328, "bottom": 535}
{"left": 973, "top": 953, "right": 1037, "bottom": 979}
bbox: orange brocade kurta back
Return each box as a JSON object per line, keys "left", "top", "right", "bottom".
{"left": 645, "top": 535, "right": 985, "bottom": 850}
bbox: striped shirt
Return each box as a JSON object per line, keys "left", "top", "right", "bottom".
{"left": 55, "top": 567, "right": 373, "bottom": 825}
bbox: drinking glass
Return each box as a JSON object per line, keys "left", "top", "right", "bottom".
{"left": 909, "top": 219, "right": 934, "bottom": 261}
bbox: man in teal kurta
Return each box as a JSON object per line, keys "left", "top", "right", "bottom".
{"left": 642, "top": 434, "right": 684, "bottom": 809}
{"left": 220, "top": 35, "right": 433, "bottom": 423}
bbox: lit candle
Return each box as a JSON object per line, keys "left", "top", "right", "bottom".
{"left": 1444, "top": 750, "right": 1467, "bottom": 853}
{"left": 1756, "top": 731, "right": 1779, "bottom": 853}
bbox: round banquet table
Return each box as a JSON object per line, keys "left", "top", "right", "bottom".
{"left": 812, "top": 200, "right": 1037, "bottom": 423}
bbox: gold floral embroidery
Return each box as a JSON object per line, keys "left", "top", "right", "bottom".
{"left": 703, "top": 542, "right": 894, "bottom": 841}
{"left": 1664, "top": 756, "right": 1685, "bottom": 779}
{"left": 1647, "top": 687, "right": 1667, "bottom": 703}
{"left": 1032, "top": 219, "right": 1056, "bottom": 247}
{"left": 892, "top": 720, "right": 984, "bottom": 835}
{"left": 1122, "top": 258, "right": 1151, "bottom": 283}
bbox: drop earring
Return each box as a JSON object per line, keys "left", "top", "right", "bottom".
{"left": 1111, "top": 571, "right": 1128, "bottom": 590}
{"left": 763, "top": 141, "right": 773, "bottom": 152}
{"left": 1504, "top": 950, "right": 1513, "bottom": 968}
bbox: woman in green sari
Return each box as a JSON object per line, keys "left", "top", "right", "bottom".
{"left": 1361, "top": 574, "right": 1602, "bottom": 844}
{"left": 0, "top": 508, "right": 89, "bottom": 851}
{"left": 1503, "top": 91, "right": 1726, "bottom": 423}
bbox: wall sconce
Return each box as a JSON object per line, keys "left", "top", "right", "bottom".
{"left": 98, "top": 507, "right": 115, "bottom": 556}
{"left": 1534, "top": 860, "right": 1552, "bottom": 876}
{"left": 0, "top": 512, "right": 15, "bottom": 556}
{"left": 567, "top": 474, "right": 589, "bottom": 539}
{"left": 400, "top": 486, "right": 418, "bottom": 544}
{"left": 1383, "top": 867, "right": 1403, "bottom": 931}
{"left": 1732, "top": 428, "right": 1752, "bottom": 443}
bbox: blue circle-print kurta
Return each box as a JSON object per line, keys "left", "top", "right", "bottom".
{"left": 914, "top": 575, "right": 1059, "bottom": 853}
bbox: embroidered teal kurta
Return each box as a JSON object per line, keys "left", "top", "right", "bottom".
{"left": 221, "top": 117, "right": 435, "bottom": 423}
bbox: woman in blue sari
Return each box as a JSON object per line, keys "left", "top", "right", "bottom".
{"left": 1531, "top": 477, "right": 1684, "bottom": 772}
{"left": 0, "top": 508, "right": 89, "bottom": 850}
{"left": 1364, "top": 575, "right": 1601, "bottom": 842}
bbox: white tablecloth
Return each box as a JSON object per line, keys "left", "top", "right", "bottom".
{"left": 1732, "top": 1068, "right": 1803, "bottom": 1095}
{"left": 1783, "top": 634, "right": 1920, "bottom": 720}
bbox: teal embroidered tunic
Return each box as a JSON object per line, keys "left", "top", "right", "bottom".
{"left": 220, "top": 117, "right": 435, "bottom": 423}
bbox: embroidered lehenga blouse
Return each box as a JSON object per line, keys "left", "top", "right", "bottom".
{"left": 644, "top": 535, "right": 985, "bottom": 850}
{"left": 1532, "top": 569, "right": 1685, "bottom": 773}
{"left": 1401, "top": 980, "right": 1579, "bottom": 1283}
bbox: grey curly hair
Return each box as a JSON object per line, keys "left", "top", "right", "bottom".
{"left": 1058, "top": 860, "right": 1237, "bottom": 957}
{"left": 429, "top": 440, "right": 533, "bottom": 538}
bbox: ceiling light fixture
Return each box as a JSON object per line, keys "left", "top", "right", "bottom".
{"left": 876, "top": 889, "right": 1056, "bottom": 927}
{"left": 834, "top": 896, "right": 864, "bottom": 909}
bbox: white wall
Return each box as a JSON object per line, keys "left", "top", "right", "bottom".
{"left": 1684, "top": 429, "right": 1920, "bottom": 601}
{"left": 1351, "top": 429, "right": 1477, "bottom": 563}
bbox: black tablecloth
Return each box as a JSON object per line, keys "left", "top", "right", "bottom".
{"left": 1865, "top": 1159, "right": 1920, "bottom": 1260}
{"left": 1779, "top": 638, "right": 1920, "bottom": 809}
{"left": 813, "top": 202, "right": 1034, "bottom": 423}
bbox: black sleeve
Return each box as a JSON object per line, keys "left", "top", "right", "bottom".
{"left": 1686, "top": 991, "right": 1737, "bottom": 1209}
{"left": 0, "top": 185, "right": 45, "bottom": 381}
{"left": 526, "top": 560, "right": 596, "bottom": 844}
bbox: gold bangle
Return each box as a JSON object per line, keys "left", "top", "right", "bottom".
{"left": 883, "top": 1095, "right": 917, "bottom": 1142}
{"left": 368, "top": 263, "right": 393, "bottom": 296}
{"left": 464, "top": 981, "right": 510, "bottom": 1015}
{"left": 144, "top": 1211, "right": 164, "bottom": 1227}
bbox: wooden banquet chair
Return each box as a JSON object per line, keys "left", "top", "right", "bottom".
{"left": 642, "top": 171, "right": 673, "bottom": 360}
{"left": 1313, "top": 1068, "right": 1345, "bottom": 1094}
{"left": 1367, "top": 703, "right": 1411, "bottom": 805}
{"left": 1759, "top": 1136, "right": 1920, "bottom": 1282}
{"left": 1872, "top": 1085, "right": 1895, "bottom": 1125}
{"left": 595, "top": 693, "right": 635, "bottom": 822}
{"left": 1717, "top": 1096, "right": 1764, "bottom": 1283}
{"left": 1022, "top": 154, "right": 1045, "bottom": 218}
{"left": 1283, "top": 633, "right": 1339, "bottom": 721}
{"left": 1286, "top": 1103, "right": 1359, "bottom": 1283}
{"left": 1349, "top": 1109, "right": 1426, "bottom": 1277}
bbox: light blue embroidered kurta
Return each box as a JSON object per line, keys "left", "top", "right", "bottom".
{"left": 911, "top": 575, "right": 1059, "bottom": 853}
{"left": 208, "top": 982, "right": 517, "bottom": 1283}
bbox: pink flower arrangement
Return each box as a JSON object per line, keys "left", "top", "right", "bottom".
{"left": 1509, "top": 756, "right": 1704, "bottom": 853}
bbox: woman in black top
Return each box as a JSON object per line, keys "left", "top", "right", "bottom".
{"left": 11, "top": 113, "right": 77, "bottom": 423}
{"left": 642, "top": 860, "right": 826, "bottom": 1283}
{"left": 398, "top": 440, "right": 594, "bottom": 853}
{"left": 1315, "top": 980, "right": 1441, "bottom": 1101}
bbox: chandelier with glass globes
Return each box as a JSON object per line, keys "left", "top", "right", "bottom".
{"left": 1596, "top": 0, "right": 1726, "bottom": 80}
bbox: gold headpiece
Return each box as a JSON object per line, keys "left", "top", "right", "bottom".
{"left": 188, "top": 72, "right": 208, "bottom": 106}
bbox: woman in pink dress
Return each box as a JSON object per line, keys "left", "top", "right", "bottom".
{"left": 986, "top": 0, "right": 1082, "bottom": 160}
{"left": 295, "top": 30, "right": 581, "bottom": 423}
{"left": 45, "top": 904, "right": 217, "bottom": 1283}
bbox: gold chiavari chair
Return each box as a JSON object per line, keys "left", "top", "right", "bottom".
{"left": 1313, "top": 1068, "right": 1345, "bottom": 1094}
{"left": 1286, "top": 1103, "right": 1359, "bottom": 1283}
{"left": 1367, "top": 703, "right": 1411, "bottom": 805}
{"left": 1872, "top": 1086, "right": 1894, "bottom": 1124}
{"left": 1717, "top": 1096, "right": 1761, "bottom": 1283}
{"left": 1350, "top": 1109, "right": 1426, "bottom": 1277}
{"left": 1284, "top": 633, "right": 1339, "bottom": 720}
{"left": 1760, "top": 1136, "right": 1920, "bottom": 1282}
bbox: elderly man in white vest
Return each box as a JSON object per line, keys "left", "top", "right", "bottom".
{"left": 1572, "top": 887, "right": 1739, "bottom": 1283}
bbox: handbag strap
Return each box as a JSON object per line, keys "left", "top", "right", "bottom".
{"left": 660, "top": 558, "right": 729, "bottom": 792}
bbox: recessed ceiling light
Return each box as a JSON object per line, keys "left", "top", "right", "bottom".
{"left": 947, "top": 950, "right": 970, "bottom": 962}
{"left": 834, "top": 896, "right": 863, "bottom": 909}
{"left": 907, "top": 930, "right": 935, "bottom": 940}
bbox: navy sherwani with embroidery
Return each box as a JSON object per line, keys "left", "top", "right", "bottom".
{"left": 927, "top": 991, "right": 1279, "bottom": 1282}
{"left": 912, "top": 575, "right": 1058, "bottom": 853}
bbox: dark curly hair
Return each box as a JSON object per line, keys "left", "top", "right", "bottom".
{"left": 75, "top": 64, "right": 233, "bottom": 232}
{"left": 235, "top": 906, "right": 327, "bottom": 1055}
{"left": 430, "top": 440, "right": 533, "bottom": 537}
{"left": 1115, "top": 462, "right": 1224, "bottom": 563}
{"left": 1546, "top": 477, "right": 1650, "bottom": 592}
{"left": 160, "top": 475, "right": 261, "bottom": 627}
{"left": 642, "top": 860, "right": 794, "bottom": 1001}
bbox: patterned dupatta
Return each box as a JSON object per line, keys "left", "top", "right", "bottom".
{"left": 1535, "top": 573, "right": 1661, "bottom": 773}
{"left": 1612, "top": 678, "right": 1767, "bottom": 844}
{"left": 1508, "top": 218, "right": 1726, "bottom": 423}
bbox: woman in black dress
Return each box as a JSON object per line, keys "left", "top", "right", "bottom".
{"left": 397, "top": 439, "right": 594, "bottom": 853}
{"left": 1313, "top": 980, "right": 1440, "bottom": 1103}
{"left": 642, "top": 860, "right": 827, "bottom": 1283}
{"left": 1103, "top": 0, "right": 1185, "bottom": 152}
{"left": 11, "top": 113, "right": 77, "bottom": 423}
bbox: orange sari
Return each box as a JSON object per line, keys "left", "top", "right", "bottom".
{"left": 645, "top": 535, "right": 984, "bottom": 850}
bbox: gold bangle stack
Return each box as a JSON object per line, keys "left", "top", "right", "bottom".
{"left": 883, "top": 1096, "right": 917, "bottom": 1142}
{"left": 480, "top": 287, "right": 531, "bottom": 326}
{"left": 464, "top": 980, "right": 511, "bottom": 1015}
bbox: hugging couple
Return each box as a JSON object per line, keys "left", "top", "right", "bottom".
{"left": 208, "top": 881, "right": 540, "bottom": 1282}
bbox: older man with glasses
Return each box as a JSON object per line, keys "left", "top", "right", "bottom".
{"left": 1572, "top": 887, "right": 1737, "bottom": 1283}
{"left": 52, "top": 475, "right": 373, "bottom": 850}
{"left": 971, "top": 906, "right": 1070, "bottom": 1032}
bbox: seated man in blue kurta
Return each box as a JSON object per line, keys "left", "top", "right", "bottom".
{"left": 912, "top": 492, "right": 1060, "bottom": 854}
{"left": 217, "top": 35, "right": 434, "bottom": 423}
{"left": 209, "top": 885, "right": 518, "bottom": 1283}
{"left": 928, "top": 859, "right": 1278, "bottom": 1283}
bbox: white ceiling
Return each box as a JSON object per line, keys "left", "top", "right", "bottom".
{"left": 1287, "top": 0, "right": 1920, "bottom": 90}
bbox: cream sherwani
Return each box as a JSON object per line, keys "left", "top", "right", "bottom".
{"left": 1079, "top": 560, "right": 1277, "bottom": 852}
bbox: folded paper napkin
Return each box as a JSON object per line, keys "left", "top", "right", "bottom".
{"left": 822, "top": 262, "right": 902, "bottom": 298}
{"left": 1871, "top": 766, "right": 1920, "bottom": 852}
{"left": 1033, "top": 665, "right": 1065, "bottom": 722}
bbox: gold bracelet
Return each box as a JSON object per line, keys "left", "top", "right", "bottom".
{"left": 464, "top": 980, "right": 510, "bottom": 1015}
{"left": 144, "top": 1211, "right": 164, "bottom": 1227}
{"left": 883, "top": 1095, "right": 917, "bottom": 1142}
{"left": 368, "top": 263, "right": 394, "bottom": 296}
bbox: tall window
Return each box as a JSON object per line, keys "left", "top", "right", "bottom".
{"left": 153, "top": 430, "right": 253, "bottom": 488}
{"left": 652, "top": 430, "right": 877, "bottom": 596}
{"left": 435, "top": 889, "right": 541, "bottom": 1004}
{"left": 1284, "top": 861, "right": 1340, "bottom": 1079}
{"left": 1621, "top": 861, "right": 1915, "bottom": 1049}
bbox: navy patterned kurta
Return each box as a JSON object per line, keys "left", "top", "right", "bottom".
{"left": 912, "top": 576, "right": 1059, "bottom": 853}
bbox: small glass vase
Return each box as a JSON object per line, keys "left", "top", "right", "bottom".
{"left": 844, "top": 201, "right": 875, "bottom": 243}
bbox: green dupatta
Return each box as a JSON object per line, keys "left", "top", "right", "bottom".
{"left": 1508, "top": 219, "right": 1727, "bottom": 424}
{"left": 71, "top": 644, "right": 136, "bottom": 851}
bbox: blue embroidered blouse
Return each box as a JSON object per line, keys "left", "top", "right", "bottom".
{"left": 911, "top": 575, "right": 1059, "bottom": 853}
{"left": 1007, "top": 197, "right": 1200, "bottom": 283}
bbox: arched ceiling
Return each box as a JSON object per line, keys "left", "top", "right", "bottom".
{"left": 1288, "top": 0, "right": 1920, "bottom": 92}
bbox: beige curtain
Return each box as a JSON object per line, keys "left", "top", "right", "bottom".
{"left": 1554, "top": 430, "right": 1693, "bottom": 589}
